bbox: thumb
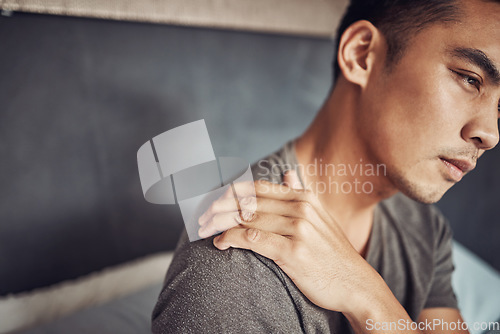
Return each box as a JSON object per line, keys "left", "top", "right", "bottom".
{"left": 283, "top": 169, "right": 303, "bottom": 190}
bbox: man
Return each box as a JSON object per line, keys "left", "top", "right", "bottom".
{"left": 152, "top": 0, "right": 500, "bottom": 332}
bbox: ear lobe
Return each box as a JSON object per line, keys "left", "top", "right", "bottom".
{"left": 337, "top": 20, "right": 379, "bottom": 87}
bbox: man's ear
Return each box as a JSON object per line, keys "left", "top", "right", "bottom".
{"left": 337, "top": 20, "right": 382, "bottom": 88}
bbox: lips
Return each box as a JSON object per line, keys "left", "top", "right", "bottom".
{"left": 440, "top": 158, "right": 475, "bottom": 182}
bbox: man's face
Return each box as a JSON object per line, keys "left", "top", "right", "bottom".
{"left": 358, "top": 0, "right": 500, "bottom": 204}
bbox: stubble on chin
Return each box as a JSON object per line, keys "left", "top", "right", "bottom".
{"left": 385, "top": 167, "right": 450, "bottom": 204}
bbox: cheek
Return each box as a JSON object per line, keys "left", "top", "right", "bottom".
{"left": 361, "top": 67, "right": 462, "bottom": 165}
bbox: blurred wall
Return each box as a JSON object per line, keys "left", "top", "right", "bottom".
{"left": 0, "top": 12, "right": 332, "bottom": 295}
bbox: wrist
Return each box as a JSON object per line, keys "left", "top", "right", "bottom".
{"left": 342, "top": 274, "right": 410, "bottom": 334}
{"left": 342, "top": 267, "right": 394, "bottom": 317}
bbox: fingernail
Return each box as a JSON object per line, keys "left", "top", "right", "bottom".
{"left": 234, "top": 213, "right": 243, "bottom": 224}
{"left": 242, "top": 211, "right": 255, "bottom": 222}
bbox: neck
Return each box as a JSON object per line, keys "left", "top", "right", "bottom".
{"left": 294, "top": 79, "right": 397, "bottom": 251}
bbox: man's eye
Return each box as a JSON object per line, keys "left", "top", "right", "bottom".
{"left": 452, "top": 70, "right": 481, "bottom": 91}
{"left": 461, "top": 74, "right": 480, "bottom": 89}
{"left": 466, "top": 76, "right": 479, "bottom": 86}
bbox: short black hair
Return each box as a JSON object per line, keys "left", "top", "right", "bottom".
{"left": 333, "top": 0, "right": 462, "bottom": 83}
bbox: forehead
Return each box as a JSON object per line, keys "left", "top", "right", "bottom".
{"left": 399, "top": 0, "right": 500, "bottom": 77}
{"left": 444, "top": 0, "right": 500, "bottom": 63}
{"left": 459, "top": 0, "right": 500, "bottom": 32}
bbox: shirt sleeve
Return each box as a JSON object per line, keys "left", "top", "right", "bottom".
{"left": 151, "top": 233, "right": 303, "bottom": 334}
{"left": 423, "top": 211, "right": 459, "bottom": 309}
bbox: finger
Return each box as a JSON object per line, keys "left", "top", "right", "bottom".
{"left": 199, "top": 211, "right": 299, "bottom": 239}
{"left": 199, "top": 196, "right": 323, "bottom": 227}
{"left": 198, "top": 211, "right": 240, "bottom": 238}
{"left": 230, "top": 179, "right": 306, "bottom": 201}
{"left": 237, "top": 193, "right": 258, "bottom": 213}
{"left": 198, "top": 184, "right": 257, "bottom": 226}
{"left": 223, "top": 181, "right": 257, "bottom": 200}
{"left": 283, "top": 170, "right": 303, "bottom": 190}
{"left": 279, "top": 172, "right": 336, "bottom": 226}
{"left": 205, "top": 182, "right": 253, "bottom": 209}
{"left": 198, "top": 188, "right": 242, "bottom": 226}
{"left": 198, "top": 196, "right": 254, "bottom": 227}
{"left": 200, "top": 180, "right": 310, "bottom": 227}
{"left": 213, "top": 226, "right": 292, "bottom": 264}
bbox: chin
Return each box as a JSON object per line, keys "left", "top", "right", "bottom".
{"left": 401, "top": 186, "right": 446, "bottom": 204}
{"left": 388, "top": 170, "right": 453, "bottom": 204}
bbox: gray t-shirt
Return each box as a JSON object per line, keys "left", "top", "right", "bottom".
{"left": 152, "top": 141, "right": 458, "bottom": 334}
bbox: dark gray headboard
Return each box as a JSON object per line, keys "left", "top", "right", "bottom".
{"left": 0, "top": 12, "right": 498, "bottom": 295}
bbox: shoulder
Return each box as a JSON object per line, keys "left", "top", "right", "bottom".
{"left": 152, "top": 232, "right": 301, "bottom": 333}
{"left": 161, "top": 232, "right": 285, "bottom": 291}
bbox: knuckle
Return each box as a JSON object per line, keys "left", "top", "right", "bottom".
{"left": 292, "top": 218, "right": 310, "bottom": 236}
{"left": 304, "top": 188, "right": 314, "bottom": 196}
{"left": 210, "top": 213, "right": 220, "bottom": 225}
{"left": 209, "top": 202, "right": 219, "bottom": 215}
{"left": 246, "top": 228, "right": 260, "bottom": 242}
{"left": 297, "top": 201, "right": 313, "bottom": 216}
{"left": 303, "top": 191, "right": 316, "bottom": 203}
{"left": 240, "top": 210, "right": 257, "bottom": 224}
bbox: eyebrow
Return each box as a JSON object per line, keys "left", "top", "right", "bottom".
{"left": 450, "top": 47, "right": 500, "bottom": 86}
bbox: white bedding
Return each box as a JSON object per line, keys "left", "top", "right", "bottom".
{"left": 0, "top": 252, "right": 173, "bottom": 334}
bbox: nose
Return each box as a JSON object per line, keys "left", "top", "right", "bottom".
{"left": 461, "top": 105, "right": 500, "bottom": 151}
